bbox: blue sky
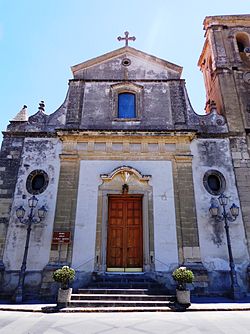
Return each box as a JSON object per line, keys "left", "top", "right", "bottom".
{"left": 0, "top": 1, "right": 249, "bottom": 143}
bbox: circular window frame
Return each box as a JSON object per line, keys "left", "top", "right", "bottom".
{"left": 26, "top": 169, "right": 49, "bottom": 195}
{"left": 203, "top": 170, "right": 226, "bottom": 196}
{"left": 122, "top": 58, "right": 131, "bottom": 66}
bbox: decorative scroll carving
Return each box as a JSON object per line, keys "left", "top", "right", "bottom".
{"left": 100, "top": 165, "right": 151, "bottom": 182}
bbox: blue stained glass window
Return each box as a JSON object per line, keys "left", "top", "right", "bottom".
{"left": 118, "top": 93, "right": 136, "bottom": 118}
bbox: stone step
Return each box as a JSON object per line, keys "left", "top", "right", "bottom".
{"left": 62, "top": 306, "right": 172, "bottom": 313}
{"left": 70, "top": 274, "right": 173, "bottom": 310}
{"left": 68, "top": 300, "right": 171, "bottom": 308}
{"left": 71, "top": 293, "right": 173, "bottom": 301}
{"left": 77, "top": 288, "right": 149, "bottom": 295}
{"left": 92, "top": 275, "right": 156, "bottom": 283}
{"left": 87, "top": 282, "right": 162, "bottom": 289}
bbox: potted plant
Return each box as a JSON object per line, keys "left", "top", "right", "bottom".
{"left": 52, "top": 266, "right": 75, "bottom": 307}
{"left": 172, "top": 266, "right": 194, "bottom": 305}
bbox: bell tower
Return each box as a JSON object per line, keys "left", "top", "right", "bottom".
{"left": 198, "top": 15, "right": 250, "bottom": 133}
{"left": 199, "top": 15, "right": 250, "bottom": 274}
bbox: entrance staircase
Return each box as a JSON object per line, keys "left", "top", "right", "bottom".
{"left": 68, "top": 273, "right": 175, "bottom": 312}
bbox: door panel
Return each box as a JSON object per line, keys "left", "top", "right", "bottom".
{"left": 107, "top": 195, "right": 142, "bottom": 270}
{"left": 127, "top": 226, "right": 142, "bottom": 267}
{"left": 109, "top": 227, "right": 123, "bottom": 268}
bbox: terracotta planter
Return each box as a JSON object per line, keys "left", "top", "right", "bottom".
{"left": 176, "top": 289, "right": 190, "bottom": 304}
{"left": 57, "top": 287, "right": 72, "bottom": 307}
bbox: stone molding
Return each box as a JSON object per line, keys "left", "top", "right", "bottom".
{"left": 100, "top": 166, "right": 151, "bottom": 182}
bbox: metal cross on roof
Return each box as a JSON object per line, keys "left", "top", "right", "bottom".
{"left": 117, "top": 31, "right": 136, "bottom": 47}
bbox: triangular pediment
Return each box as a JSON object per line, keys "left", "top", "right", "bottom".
{"left": 71, "top": 46, "right": 182, "bottom": 80}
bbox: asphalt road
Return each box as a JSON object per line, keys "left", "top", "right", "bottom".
{"left": 0, "top": 311, "right": 249, "bottom": 334}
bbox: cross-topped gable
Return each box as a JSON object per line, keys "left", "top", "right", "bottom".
{"left": 71, "top": 46, "right": 182, "bottom": 80}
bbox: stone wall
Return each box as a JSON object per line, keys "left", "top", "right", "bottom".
{"left": 1, "top": 138, "right": 61, "bottom": 298}
{"left": 191, "top": 138, "right": 249, "bottom": 293}
{"left": 0, "top": 135, "right": 24, "bottom": 290}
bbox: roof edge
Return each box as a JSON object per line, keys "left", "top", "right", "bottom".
{"left": 71, "top": 46, "right": 183, "bottom": 75}
{"left": 203, "top": 14, "right": 250, "bottom": 30}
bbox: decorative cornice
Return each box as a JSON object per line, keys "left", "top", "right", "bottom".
{"left": 203, "top": 15, "right": 250, "bottom": 31}
{"left": 59, "top": 153, "right": 79, "bottom": 161}
{"left": 110, "top": 82, "right": 143, "bottom": 90}
{"left": 57, "top": 130, "right": 197, "bottom": 141}
{"left": 2, "top": 131, "right": 57, "bottom": 138}
{"left": 69, "top": 78, "right": 185, "bottom": 83}
{"left": 174, "top": 154, "right": 193, "bottom": 163}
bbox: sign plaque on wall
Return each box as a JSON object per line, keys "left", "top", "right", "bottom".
{"left": 52, "top": 231, "right": 71, "bottom": 244}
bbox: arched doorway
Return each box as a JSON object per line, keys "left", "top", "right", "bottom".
{"left": 95, "top": 166, "right": 154, "bottom": 273}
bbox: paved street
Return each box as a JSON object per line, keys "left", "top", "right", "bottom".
{"left": 0, "top": 311, "right": 250, "bottom": 334}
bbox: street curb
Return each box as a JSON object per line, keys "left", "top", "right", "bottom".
{"left": 1, "top": 306, "right": 250, "bottom": 313}
{"left": 188, "top": 307, "right": 250, "bottom": 312}
{"left": 0, "top": 308, "right": 42, "bottom": 313}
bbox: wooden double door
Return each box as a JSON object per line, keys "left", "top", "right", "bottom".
{"left": 107, "top": 195, "right": 143, "bottom": 272}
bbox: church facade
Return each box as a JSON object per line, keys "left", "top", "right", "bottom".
{"left": 0, "top": 14, "right": 250, "bottom": 300}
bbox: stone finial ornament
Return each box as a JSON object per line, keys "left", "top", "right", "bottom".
{"left": 209, "top": 100, "right": 217, "bottom": 113}
{"left": 38, "top": 101, "right": 45, "bottom": 112}
{"left": 12, "top": 105, "right": 28, "bottom": 122}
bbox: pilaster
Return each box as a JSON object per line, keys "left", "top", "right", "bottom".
{"left": 65, "top": 81, "right": 84, "bottom": 127}
{"left": 173, "top": 153, "right": 208, "bottom": 292}
{"left": 173, "top": 154, "right": 201, "bottom": 262}
{"left": 40, "top": 149, "right": 80, "bottom": 298}
{"left": 48, "top": 152, "right": 80, "bottom": 265}
{"left": 230, "top": 136, "right": 250, "bottom": 256}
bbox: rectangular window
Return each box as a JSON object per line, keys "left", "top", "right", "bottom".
{"left": 118, "top": 93, "right": 136, "bottom": 118}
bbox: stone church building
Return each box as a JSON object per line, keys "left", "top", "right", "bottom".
{"left": 0, "top": 14, "right": 250, "bottom": 300}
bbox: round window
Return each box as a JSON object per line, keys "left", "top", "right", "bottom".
{"left": 203, "top": 170, "right": 226, "bottom": 195}
{"left": 122, "top": 58, "right": 131, "bottom": 66}
{"left": 26, "top": 170, "right": 49, "bottom": 195}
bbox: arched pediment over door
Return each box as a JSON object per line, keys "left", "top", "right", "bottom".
{"left": 100, "top": 165, "right": 151, "bottom": 191}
